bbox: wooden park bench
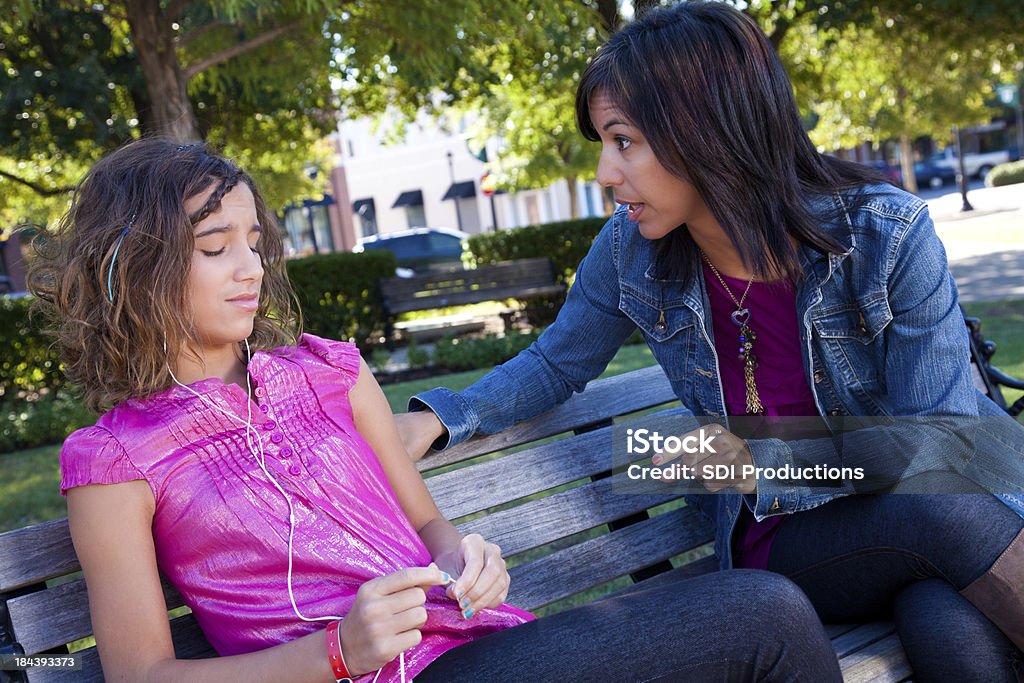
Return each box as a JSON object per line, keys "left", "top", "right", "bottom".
{"left": 1, "top": 313, "right": 1021, "bottom": 682}
{"left": 379, "top": 257, "right": 565, "bottom": 342}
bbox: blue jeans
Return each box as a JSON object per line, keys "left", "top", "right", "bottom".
{"left": 767, "top": 494, "right": 1024, "bottom": 682}
{"left": 418, "top": 569, "right": 842, "bottom": 682}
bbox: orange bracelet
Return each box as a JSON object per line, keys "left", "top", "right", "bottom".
{"left": 325, "top": 620, "right": 354, "bottom": 683}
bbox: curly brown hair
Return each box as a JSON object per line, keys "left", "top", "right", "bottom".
{"left": 28, "top": 138, "right": 301, "bottom": 412}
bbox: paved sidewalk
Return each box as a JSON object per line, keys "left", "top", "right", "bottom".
{"left": 928, "top": 184, "right": 1024, "bottom": 303}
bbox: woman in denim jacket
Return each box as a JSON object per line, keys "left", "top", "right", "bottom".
{"left": 400, "top": 3, "right": 1024, "bottom": 679}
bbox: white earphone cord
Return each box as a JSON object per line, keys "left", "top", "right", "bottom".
{"left": 166, "top": 339, "right": 400, "bottom": 682}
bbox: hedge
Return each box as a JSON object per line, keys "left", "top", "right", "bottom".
{"left": 2, "top": 392, "right": 95, "bottom": 453}
{"left": 985, "top": 160, "right": 1024, "bottom": 188}
{"left": 0, "top": 249, "right": 397, "bottom": 452}
{"left": 286, "top": 249, "right": 396, "bottom": 348}
{"left": 465, "top": 216, "right": 608, "bottom": 324}
{"left": 432, "top": 329, "right": 541, "bottom": 372}
{"left": 0, "top": 296, "right": 62, "bottom": 400}
{"left": 465, "top": 216, "right": 607, "bottom": 282}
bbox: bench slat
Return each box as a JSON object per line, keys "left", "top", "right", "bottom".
{"left": 825, "top": 623, "right": 860, "bottom": 639}
{"left": 427, "top": 424, "right": 620, "bottom": 519}
{"left": 0, "top": 518, "right": 78, "bottom": 592}
{"left": 8, "top": 576, "right": 186, "bottom": 655}
{"left": 418, "top": 365, "right": 678, "bottom": 473}
{"left": 830, "top": 621, "right": 898, "bottom": 658}
{"left": 507, "top": 506, "right": 714, "bottom": 611}
{"left": 25, "top": 614, "right": 214, "bottom": 683}
{"left": 380, "top": 258, "right": 564, "bottom": 314}
{"left": 381, "top": 271, "right": 559, "bottom": 297}
{"left": 458, "top": 477, "right": 684, "bottom": 558}
{"left": 386, "top": 285, "right": 564, "bottom": 314}
{"left": 837, "top": 633, "right": 913, "bottom": 683}
{"left": 380, "top": 258, "right": 554, "bottom": 292}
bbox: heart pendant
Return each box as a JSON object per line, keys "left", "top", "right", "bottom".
{"left": 730, "top": 308, "right": 750, "bottom": 327}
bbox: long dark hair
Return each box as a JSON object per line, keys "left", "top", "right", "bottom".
{"left": 29, "top": 138, "right": 300, "bottom": 411}
{"left": 576, "top": 1, "right": 885, "bottom": 281}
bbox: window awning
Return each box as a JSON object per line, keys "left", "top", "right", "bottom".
{"left": 299, "top": 195, "right": 336, "bottom": 207}
{"left": 352, "top": 198, "right": 374, "bottom": 215}
{"left": 441, "top": 180, "right": 476, "bottom": 201}
{"left": 392, "top": 190, "right": 424, "bottom": 208}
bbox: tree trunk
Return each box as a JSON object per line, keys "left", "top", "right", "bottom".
{"left": 566, "top": 175, "right": 579, "bottom": 219}
{"left": 633, "top": 0, "right": 660, "bottom": 20}
{"left": 595, "top": 0, "right": 619, "bottom": 31}
{"left": 899, "top": 133, "right": 917, "bottom": 194}
{"left": 124, "top": 0, "right": 201, "bottom": 141}
{"left": 602, "top": 186, "right": 616, "bottom": 215}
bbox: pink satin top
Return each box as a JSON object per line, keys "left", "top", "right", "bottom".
{"left": 60, "top": 334, "right": 532, "bottom": 681}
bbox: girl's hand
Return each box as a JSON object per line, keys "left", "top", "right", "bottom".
{"left": 440, "top": 534, "right": 510, "bottom": 619}
{"left": 340, "top": 565, "right": 449, "bottom": 675}
{"left": 652, "top": 424, "right": 757, "bottom": 494}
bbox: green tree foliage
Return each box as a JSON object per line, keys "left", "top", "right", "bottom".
{"left": 802, "top": 4, "right": 1020, "bottom": 192}
{"left": 1, "top": 0, "right": 569, "bottom": 232}
{"left": 745, "top": 0, "right": 1022, "bottom": 193}
{"left": 464, "top": 2, "right": 608, "bottom": 217}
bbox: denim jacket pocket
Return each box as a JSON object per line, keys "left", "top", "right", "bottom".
{"left": 812, "top": 295, "right": 891, "bottom": 389}
{"left": 619, "top": 290, "right": 695, "bottom": 380}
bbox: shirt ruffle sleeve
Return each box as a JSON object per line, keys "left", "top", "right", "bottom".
{"left": 60, "top": 425, "right": 146, "bottom": 496}
{"left": 298, "top": 333, "right": 362, "bottom": 391}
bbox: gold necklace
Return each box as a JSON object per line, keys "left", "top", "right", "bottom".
{"left": 701, "top": 251, "right": 765, "bottom": 414}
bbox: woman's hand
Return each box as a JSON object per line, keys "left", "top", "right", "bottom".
{"left": 340, "top": 565, "right": 449, "bottom": 675}
{"left": 652, "top": 423, "right": 757, "bottom": 494}
{"left": 436, "top": 534, "right": 510, "bottom": 619}
{"left": 392, "top": 411, "right": 447, "bottom": 462}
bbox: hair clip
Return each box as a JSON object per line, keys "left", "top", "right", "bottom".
{"left": 175, "top": 143, "right": 198, "bottom": 152}
{"left": 106, "top": 214, "right": 137, "bottom": 303}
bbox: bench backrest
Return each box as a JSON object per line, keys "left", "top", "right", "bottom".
{"left": 0, "top": 365, "right": 707, "bottom": 682}
{"left": 379, "top": 257, "right": 565, "bottom": 315}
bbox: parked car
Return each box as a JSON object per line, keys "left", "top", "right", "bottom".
{"left": 354, "top": 227, "right": 468, "bottom": 274}
{"left": 865, "top": 159, "right": 903, "bottom": 186}
{"left": 913, "top": 160, "right": 957, "bottom": 189}
{"left": 929, "top": 147, "right": 1011, "bottom": 179}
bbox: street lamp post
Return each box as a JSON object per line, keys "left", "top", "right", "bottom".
{"left": 997, "top": 82, "right": 1024, "bottom": 160}
{"left": 953, "top": 125, "right": 974, "bottom": 213}
{"left": 446, "top": 150, "right": 464, "bottom": 232}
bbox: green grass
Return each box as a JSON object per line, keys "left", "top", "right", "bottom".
{"left": 962, "top": 300, "right": 1024, "bottom": 411}
{"left": 0, "top": 443, "right": 64, "bottom": 532}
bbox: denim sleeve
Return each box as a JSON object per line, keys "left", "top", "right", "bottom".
{"left": 746, "top": 203, "right": 986, "bottom": 520}
{"left": 409, "top": 216, "right": 638, "bottom": 450}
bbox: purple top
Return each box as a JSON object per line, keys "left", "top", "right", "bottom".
{"left": 60, "top": 334, "right": 532, "bottom": 682}
{"left": 703, "top": 262, "right": 820, "bottom": 569}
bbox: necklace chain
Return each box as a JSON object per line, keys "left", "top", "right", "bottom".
{"left": 701, "top": 252, "right": 754, "bottom": 309}
{"left": 701, "top": 251, "right": 765, "bottom": 414}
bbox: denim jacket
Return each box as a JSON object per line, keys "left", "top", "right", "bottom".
{"left": 412, "top": 183, "right": 1024, "bottom": 568}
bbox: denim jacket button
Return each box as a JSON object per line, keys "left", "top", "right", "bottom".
{"left": 829, "top": 408, "right": 844, "bottom": 416}
{"left": 654, "top": 322, "right": 667, "bottom": 334}
{"left": 813, "top": 370, "right": 825, "bottom": 384}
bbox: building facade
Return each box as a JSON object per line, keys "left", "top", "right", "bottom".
{"left": 281, "top": 111, "right": 610, "bottom": 255}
